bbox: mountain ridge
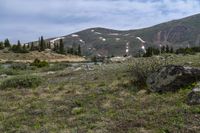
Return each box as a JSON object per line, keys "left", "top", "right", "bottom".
{"left": 29, "top": 13, "right": 200, "bottom": 57}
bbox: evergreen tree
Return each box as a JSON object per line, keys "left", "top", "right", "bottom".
{"left": 39, "top": 36, "right": 45, "bottom": 51}
{"left": 161, "top": 46, "right": 166, "bottom": 53}
{"left": 10, "top": 40, "right": 21, "bottom": 53}
{"left": 16, "top": 40, "right": 22, "bottom": 52}
{"left": 4, "top": 39, "right": 11, "bottom": 47}
{"left": 30, "top": 42, "right": 35, "bottom": 51}
{"left": 143, "top": 47, "right": 160, "bottom": 57}
{"left": 69, "top": 47, "right": 74, "bottom": 54}
{"left": 166, "top": 45, "right": 170, "bottom": 53}
{"left": 0, "top": 42, "right": 4, "bottom": 50}
{"left": 91, "top": 56, "right": 97, "bottom": 64}
{"left": 47, "top": 42, "right": 51, "bottom": 49}
{"left": 27, "top": 44, "right": 30, "bottom": 49}
{"left": 59, "top": 39, "right": 65, "bottom": 54}
{"left": 77, "top": 45, "right": 81, "bottom": 56}
{"left": 22, "top": 44, "right": 29, "bottom": 53}
{"left": 170, "top": 47, "right": 174, "bottom": 53}
{"left": 53, "top": 43, "right": 59, "bottom": 52}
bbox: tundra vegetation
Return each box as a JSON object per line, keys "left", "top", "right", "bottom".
{"left": 0, "top": 53, "right": 200, "bottom": 132}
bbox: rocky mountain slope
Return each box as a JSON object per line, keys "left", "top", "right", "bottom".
{"left": 32, "top": 13, "right": 200, "bottom": 57}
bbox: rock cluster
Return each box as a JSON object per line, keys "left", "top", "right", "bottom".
{"left": 146, "top": 65, "right": 200, "bottom": 93}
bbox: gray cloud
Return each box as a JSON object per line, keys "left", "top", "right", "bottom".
{"left": 0, "top": 0, "right": 200, "bottom": 43}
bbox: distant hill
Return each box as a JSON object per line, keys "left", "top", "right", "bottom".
{"left": 30, "top": 13, "right": 200, "bottom": 57}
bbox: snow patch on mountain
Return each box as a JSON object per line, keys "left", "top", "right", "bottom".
{"left": 99, "top": 37, "right": 106, "bottom": 42}
{"left": 95, "top": 32, "right": 102, "bottom": 35}
{"left": 115, "top": 38, "right": 121, "bottom": 41}
{"left": 79, "top": 39, "right": 85, "bottom": 43}
{"left": 126, "top": 42, "right": 129, "bottom": 54}
{"left": 50, "top": 37, "right": 65, "bottom": 44}
{"left": 141, "top": 45, "right": 146, "bottom": 53}
{"left": 124, "top": 34, "right": 130, "bottom": 36}
{"left": 136, "top": 37, "right": 146, "bottom": 43}
{"left": 71, "top": 34, "right": 79, "bottom": 37}
{"left": 116, "top": 38, "right": 120, "bottom": 41}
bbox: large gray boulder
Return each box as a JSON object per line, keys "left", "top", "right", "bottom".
{"left": 146, "top": 65, "right": 200, "bottom": 93}
{"left": 187, "top": 88, "right": 200, "bottom": 105}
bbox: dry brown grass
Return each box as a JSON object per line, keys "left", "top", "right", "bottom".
{"left": 0, "top": 50, "right": 85, "bottom": 63}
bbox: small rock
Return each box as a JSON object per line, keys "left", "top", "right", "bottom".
{"left": 0, "top": 74, "right": 8, "bottom": 78}
{"left": 47, "top": 71, "right": 55, "bottom": 75}
{"left": 110, "top": 56, "right": 127, "bottom": 63}
{"left": 71, "top": 107, "right": 84, "bottom": 115}
{"left": 187, "top": 88, "right": 200, "bottom": 105}
{"left": 74, "top": 67, "right": 82, "bottom": 71}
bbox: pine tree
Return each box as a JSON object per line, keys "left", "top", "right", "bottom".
{"left": 161, "top": 46, "right": 166, "bottom": 53}
{"left": 166, "top": 45, "right": 170, "bottom": 53}
{"left": 170, "top": 47, "right": 174, "bottom": 53}
{"left": 92, "top": 56, "right": 97, "bottom": 64}
{"left": 59, "top": 39, "right": 65, "bottom": 54}
{"left": 0, "top": 42, "right": 4, "bottom": 50}
{"left": 77, "top": 45, "right": 81, "bottom": 56}
{"left": 47, "top": 42, "right": 51, "bottom": 49}
{"left": 39, "top": 36, "right": 45, "bottom": 51}
{"left": 30, "top": 42, "right": 35, "bottom": 51}
{"left": 69, "top": 47, "right": 74, "bottom": 54}
{"left": 16, "top": 40, "right": 22, "bottom": 52}
{"left": 4, "top": 39, "right": 11, "bottom": 47}
{"left": 22, "top": 44, "right": 29, "bottom": 53}
{"left": 27, "top": 44, "right": 30, "bottom": 49}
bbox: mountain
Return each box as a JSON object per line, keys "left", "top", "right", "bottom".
{"left": 32, "top": 13, "right": 200, "bottom": 57}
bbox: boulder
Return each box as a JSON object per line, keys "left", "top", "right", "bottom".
{"left": 110, "top": 56, "right": 128, "bottom": 63}
{"left": 187, "top": 88, "right": 200, "bottom": 105}
{"left": 146, "top": 65, "right": 200, "bottom": 93}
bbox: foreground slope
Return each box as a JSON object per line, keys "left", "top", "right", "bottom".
{"left": 0, "top": 54, "right": 200, "bottom": 132}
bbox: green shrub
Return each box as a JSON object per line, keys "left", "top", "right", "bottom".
{"left": 10, "top": 63, "right": 28, "bottom": 70}
{"left": 30, "top": 58, "right": 49, "bottom": 68}
{"left": 130, "top": 57, "right": 166, "bottom": 89}
{"left": 42, "top": 63, "right": 70, "bottom": 72}
{"left": 0, "top": 69, "right": 20, "bottom": 75}
{"left": 0, "top": 75, "right": 43, "bottom": 89}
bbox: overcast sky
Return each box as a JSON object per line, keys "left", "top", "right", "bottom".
{"left": 0, "top": 0, "right": 200, "bottom": 43}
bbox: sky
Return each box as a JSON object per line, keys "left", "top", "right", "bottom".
{"left": 0, "top": 0, "right": 200, "bottom": 43}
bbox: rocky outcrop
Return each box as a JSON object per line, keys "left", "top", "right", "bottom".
{"left": 187, "top": 88, "right": 200, "bottom": 105}
{"left": 146, "top": 65, "right": 200, "bottom": 93}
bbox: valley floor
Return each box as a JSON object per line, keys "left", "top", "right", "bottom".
{"left": 0, "top": 54, "right": 200, "bottom": 132}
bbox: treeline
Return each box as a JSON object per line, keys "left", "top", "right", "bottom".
{"left": 143, "top": 45, "right": 174, "bottom": 57}
{"left": 0, "top": 37, "right": 82, "bottom": 56}
{"left": 144, "top": 45, "right": 200, "bottom": 57}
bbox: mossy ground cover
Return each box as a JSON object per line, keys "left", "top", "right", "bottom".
{"left": 0, "top": 54, "right": 200, "bottom": 132}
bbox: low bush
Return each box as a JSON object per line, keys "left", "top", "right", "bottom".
{"left": 30, "top": 58, "right": 49, "bottom": 68}
{"left": 10, "top": 63, "right": 28, "bottom": 70}
{"left": 0, "top": 69, "right": 20, "bottom": 75}
{"left": 42, "top": 63, "right": 70, "bottom": 72}
{"left": 0, "top": 75, "right": 43, "bottom": 89}
{"left": 130, "top": 57, "right": 166, "bottom": 89}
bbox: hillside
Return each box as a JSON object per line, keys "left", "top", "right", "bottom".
{"left": 0, "top": 50, "right": 85, "bottom": 63}
{"left": 32, "top": 13, "right": 200, "bottom": 57}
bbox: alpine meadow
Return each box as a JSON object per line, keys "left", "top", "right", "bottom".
{"left": 0, "top": 0, "right": 200, "bottom": 132}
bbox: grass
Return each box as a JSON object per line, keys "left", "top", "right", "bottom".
{"left": 0, "top": 75, "right": 43, "bottom": 89}
{"left": 0, "top": 53, "right": 200, "bottom": 132}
